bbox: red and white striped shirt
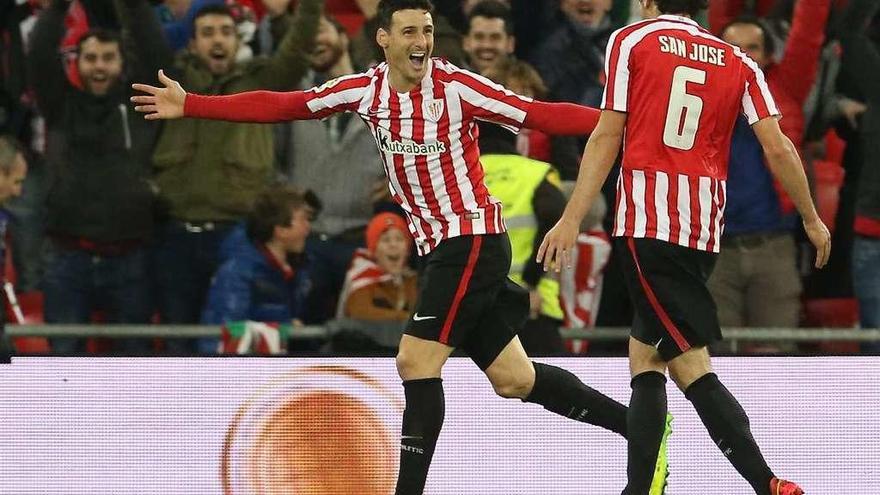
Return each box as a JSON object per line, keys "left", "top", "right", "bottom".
{"left": 602, "top": 15, "right": 779, "bottom": 252}
{"left": 184, "top": 61, "right": 601, "bottom": 254}
{"left": 559, "top": 230, "right": 612, "bottom": 330}
{"left": 301, "top": 59, "right": 532, "bottom": 255}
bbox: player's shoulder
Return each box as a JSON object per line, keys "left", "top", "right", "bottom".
{"left": 430, "top": 57, "right": 494, "bottom": 86}
{"left": 430, "top": 57, "right": 473, "bottom": 80}
{"left": 307, "top": 65, "right": 380, "bottom": 96}
{"left": 609, "top": 17, "right": 655, "bottom": 44}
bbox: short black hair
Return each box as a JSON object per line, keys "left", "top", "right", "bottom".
{"left": 721, "top": 16, "right": 776, "bottom": 56}
{"left": 467, "top": 0, "right": 513, "bottom": 36}
{"left": 191, "top": 4, "right": 236, "bottom": 37}
{"left": 246, "top": 185, "right": 321, "bottom": 244}
{"left": 376, "top": 0, "right": 434, "bottom": 30}
{"left": 76, "top": 28, "right": 121, "bottom": 54}
{"left": 655, "top": 0, "right": 708, "bottom": 18}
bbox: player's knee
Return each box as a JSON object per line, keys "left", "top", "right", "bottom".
{"left": 395, "top": 351, "right": 417, "bottom": 379}
{"left": 395, "top": 350, "right": 440, "bottom": 380}
{"left": 668, "top": 351, "right": 712, "bottom": 391}
{"left": 490, "top": 374, "right": 533, "bottom": 399}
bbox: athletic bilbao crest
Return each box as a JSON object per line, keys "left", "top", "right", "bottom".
{"left": 425, "top": 100, "right": 445, "bottom": 122}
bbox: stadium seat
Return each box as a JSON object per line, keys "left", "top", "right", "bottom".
{"left": 802, "top": 298, "right": 860, "bottom": 353}
{"left": 812, "top": 160, "right": 845, "bottom": 233}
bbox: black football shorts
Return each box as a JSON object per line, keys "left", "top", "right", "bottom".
{"left": 406, "top": 233, "right": 529, "bottom": 370}
{"left": 616, "top": 236, "right": 722, "bottom": 361}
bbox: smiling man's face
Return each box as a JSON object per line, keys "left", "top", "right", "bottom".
{"left": 77, "top": 37, "right": 123, "bottom": 96}
{"left": 191, "top": 13, "right": 239, "bottom": 76}
{"left": 377, "top": 9, "right": 435, "bottom": 88}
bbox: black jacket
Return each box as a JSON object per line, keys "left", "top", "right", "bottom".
{"left": 28, "top": 0, "right": 162, "bottom": 242}
{"left": 840, "top": 0, "right": 880, "bottom": 223}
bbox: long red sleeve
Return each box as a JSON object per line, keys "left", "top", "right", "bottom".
{"left": 773, "top": 0, "right": 831, "bottom": 106}
{"left": 183, "top": 90, "right": 315, "bottom": 122}
{"left": 523, "top": 100, "right": 600, "bottom": 136}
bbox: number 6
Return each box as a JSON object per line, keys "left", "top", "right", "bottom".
{"left": 663, "top": 66, "right": 706, "bottom": 151}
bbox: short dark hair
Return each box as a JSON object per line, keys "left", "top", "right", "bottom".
{"left": 721, "top": 16, "right": 776, "bottom": 56}
{"left": 484, "top": 59, "right": 547, "bottom": 98}
{"left": 376, "top": 0, "right": 434, "bottom": 30}
{"left": 655, "top": 0, "right": 708, "bottom": 18}
{"left": 246, "top": 185, "right": 322, "bottom": 244}
{"left": 76, "top": 28, "right": 121, "bottom": 54}
{"left": 467, "top": 0, "right": 513, "bottom": 36}
{"left": 191, "top": 4, "right": 236, "bottom": 37}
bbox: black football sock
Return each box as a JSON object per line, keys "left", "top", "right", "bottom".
{"left": 394, "top": 378, "right": 445, "bottom": 495}
{"left": 524, "top": 362, "right": 628, "bottom": 436}
{"left": 685, "top": 373, "right": 774, "bottom": 495}
{"left": 622, "top": 371, "right": 667, "bottom": 495}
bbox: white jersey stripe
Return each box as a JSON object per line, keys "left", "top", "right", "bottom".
{"left": 631, "top": 169, "right": 648, "bottom": 237}
{"left": 676, "top": 174, "right": 692, "bottom": 247}
{"left": 696, "top": 176, "right": 713, "bottom": 250}
{"left": 741, "top": 81, "right": 760, "bottom": 124}
{"left": 654, "top": 171, "right": 670, "bottom": 242}
{"left": 443, "top": 85, "right": 476, "bottom": 235}
{"left": 454, "top": 82, "right": 527, "bottom": 132}
{"left": 306, "top": 87, "right": 367, "bottom": 113}
{"left": 420, "top": 77, "right": 451, "bottom": 244}
{"left": 614, "top": 171, "right": 628, "bottom": 237}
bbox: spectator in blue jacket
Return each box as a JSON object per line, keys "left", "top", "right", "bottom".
{"left": 0, "top": 135, "right": 27, "bottom": 362}
{"left": 198, "top": 185, "right": 319, "bottom": 354}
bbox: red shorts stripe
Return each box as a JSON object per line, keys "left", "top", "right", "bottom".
{"left": 439, "top": 236, "right": 483, "bottom": 344}
{"left": 626, "top": 238, "right": 691, "bottom": 353}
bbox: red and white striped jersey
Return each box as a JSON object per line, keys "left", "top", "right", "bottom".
{"left": 559, "top": 230, "right": 612, "bottom": 331}
{"left": 602, "top": 15, "right": 779, "bottom": 252}
{"left": 301, "top": 58, "right": 533, "bottom": 255}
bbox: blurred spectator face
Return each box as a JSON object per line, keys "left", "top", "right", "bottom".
{"left": 312, "top": 17, "right": 348, "bottom": 73}
{"left": 374, "top": 228, "right": 409, "bottom": 276}
{"left": 191, "top": 13, "right": 240, "bottom": 75}
{"left": 722, "top": 23, "right": 771, "bottom": 69}
{"left": 561, "top": 0, "right": 612, "bottom": 27}
{"left": 376, "top": 9, "right": 434, "bottom": 85}
{"left": 276, "top": 207, "right": 312, "bottom": 254}
{"left": 77, "top": 37, "right": 123, "bottom": 96}
{"left": 463, "top": 16, "right": 514, "bottom": 74}
{"left": 0, "top": 152, "right": 27, "bottom": 204}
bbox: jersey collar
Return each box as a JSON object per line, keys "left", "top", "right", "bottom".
{"left": 657, "top": 14, "right": 699, "bottom": 27}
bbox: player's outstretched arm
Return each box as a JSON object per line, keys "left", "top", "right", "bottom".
{"left": 132, "top": 69, "right": 316, "bottom": 123}
{"left": 523, "top": 101, "right": 601, "bottom": 135}
{"left": 753, "top": 117, "right": 831, "bottom": 268}
{"left": 536, "top": 110, "right": 625, "bottom": 272}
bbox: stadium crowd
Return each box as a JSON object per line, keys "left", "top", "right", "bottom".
{"left": 0, "top": 0, "right": 877, "bottom": 356}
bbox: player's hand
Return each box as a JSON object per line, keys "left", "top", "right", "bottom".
{"left": 839, "top": 98, "right": 867, "bottom": 129}
{"left": 536, "top": 217, "right": 579, "bottom": 273}
{"left": 131, "top": 69, "right": 186, "bottom": 120}
{"left": 803, "top": 217, "right": 831, "bottom": 269}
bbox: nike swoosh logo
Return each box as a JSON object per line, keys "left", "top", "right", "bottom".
{"left": 412, "top": 314, "right": 437, "bottom": 321}
{"left": 401, "top": 435, "right": 422, "bottom": 440}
